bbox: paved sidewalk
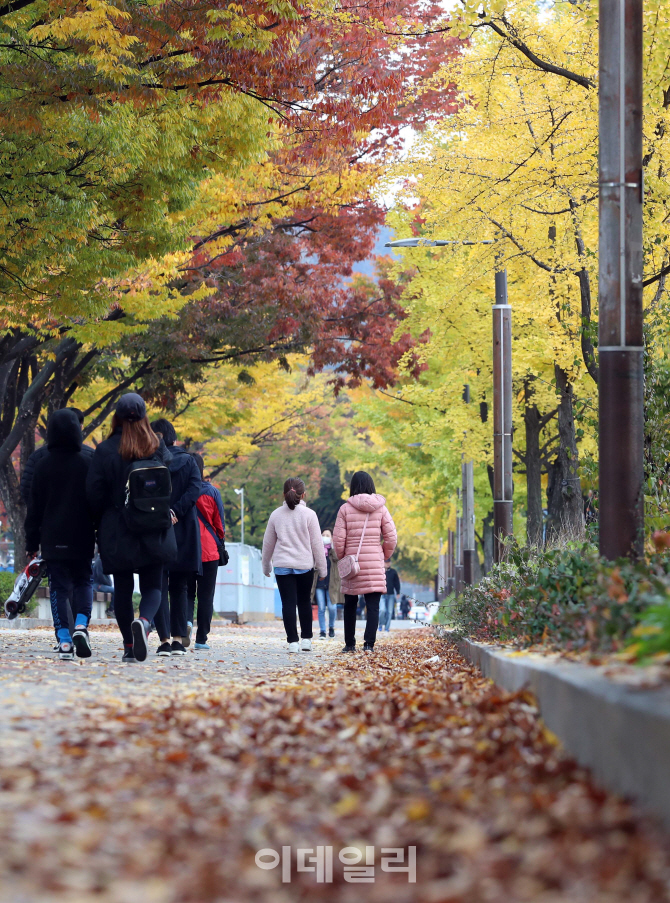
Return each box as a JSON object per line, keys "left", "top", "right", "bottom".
{"left": 0, "top": 629, "right": 667, "bottom": 903}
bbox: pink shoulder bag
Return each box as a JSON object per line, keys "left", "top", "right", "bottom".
{"left": 337, "top": 512, "right": 370, "bottom": 580}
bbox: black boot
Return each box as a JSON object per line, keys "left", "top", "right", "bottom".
{"left": 341, "top": 644, "right": 356, "bottom": 653}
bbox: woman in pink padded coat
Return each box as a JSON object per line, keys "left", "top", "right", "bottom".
{"left": 333, "top": 471, "right": 397, "bottom": 653}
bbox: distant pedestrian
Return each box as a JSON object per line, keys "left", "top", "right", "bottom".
{"left": 87, "top": 394, "right": 177, "bottom": 662}
{"left": 316, "top": 530, "right": 337, "bottom": 638}
{"left": 261, "top": 478, "right": 327, "bottom": 653}
{"left": 400, "top": 594, "right": 410, "bottom": 620}
{"left": 150, "top": 419, "right": 202, "bottom": 657}
{"left": 333, "top": 471, "right": 397, "bottom": 653}
{"left": 25, "top": 409, "right": 95, "bottom": 660}
{"left": 380, "top": 559, "right": 401, "bottom": 632}
{"left": 186, "top": 453, "right": 225, "bottom": 651}
{"left": 92, "top": 551, "right": 115, "bottom": 616}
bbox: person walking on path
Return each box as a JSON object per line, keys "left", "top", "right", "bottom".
{"left": 150, "top": 419, "right": 201, "bottom": 657}
{"left": 92, "top": 551, "right": 115, "bottom": 617}
{"left": 25, "top": 409, "right": 96, "bottom": 660}
{"left": 20, "top": 408, "right": 93, "bottom": 505}
{"left": 262, "top": 478, "right": 327, "bottom": 653}
{"left": 333, "top": 471, "right": 397, "bottom": 653}
{"left": 87, "top": 394, "right": 177, "bottom": 663}
{"left": 380, "top": 559, "right": 401, "bottom": 632}
{"left": 186, "top": 453, "right": 225, "bottom": 651}
{"left": 316, "top": 530, "right": 337, "bottom": 639}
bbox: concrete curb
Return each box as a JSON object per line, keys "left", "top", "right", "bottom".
{"left": 452, "top": 634, "right": 670, "bottom": 829}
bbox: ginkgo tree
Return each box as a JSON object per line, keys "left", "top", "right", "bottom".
{"left": 364, "top": 0, "right": 670, "bottom": 560}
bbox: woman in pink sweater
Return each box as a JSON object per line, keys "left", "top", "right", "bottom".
{"left": 333, "top": 471, "right": 397, "bottom": 653}
{"left": 262, "top": 477, "right": 327, "bottom": 653}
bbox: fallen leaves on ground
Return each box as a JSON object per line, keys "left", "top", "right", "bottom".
{"left": 0, "top": 632, "right": 669, "bottom": 902}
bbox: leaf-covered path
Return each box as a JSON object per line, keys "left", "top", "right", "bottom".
{"left": 0, "top": 626, "right": 669, "bottom": 902}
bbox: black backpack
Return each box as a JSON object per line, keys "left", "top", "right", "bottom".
{"left": 123, "top": 456, "right": 172, "bottom": 533}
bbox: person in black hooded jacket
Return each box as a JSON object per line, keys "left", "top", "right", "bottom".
{"left": 86, "top": 394, "right": 177, "bottom": 662}
{"left": 150, "top": 418, "right": 201, "bottom": 656}
{"left": 25, "top": 409, "right": 95, "bottom": 660}
{"left": 20, "top": 408, "right": 94, "bottom": 505}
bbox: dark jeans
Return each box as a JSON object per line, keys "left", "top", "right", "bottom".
{"left": 113, "top": 564, "right": 163, "bottom": 647}
{"left": 155, "top": 570, "right": 191, "bottom": 641}
{"left": 344, "top": 592, "right": 381, "bottom": 647}
{"left": 276, "top": 570, "right": 314, "bottom": 644}
{"left": 187, "top": 560, "right": 218, "bottom": 644}
{"left": 48, "top": 560, "right": 93, "bottom": 637}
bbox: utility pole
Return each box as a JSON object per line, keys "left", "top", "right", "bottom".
{"left": 598, "top": 0, "right": 644, "bottom": 559}
{"left": 454, "top": 491, "right": 463, "bottom": 594}
{"left": 234, "top": 487, "right": 245, "bottom": 545}
{"left": 462, "top": 385, "right": 477, "bottom": 585}
{"left": 493, "top": 270, "right": 513, "bottom": 562}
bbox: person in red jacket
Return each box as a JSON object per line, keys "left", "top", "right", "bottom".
{"left": 186, "top": 454, "right": 225, "bottom": 650}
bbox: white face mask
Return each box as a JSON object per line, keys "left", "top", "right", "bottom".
{"left": 322, "top": 537, "right": 331, "bottom": 546}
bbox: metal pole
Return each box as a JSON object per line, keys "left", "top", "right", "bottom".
{"left": 447, "top": 528, "right": 455, "bottom": 594}
{"left": 454, "top": 492, "right": 463, "bottom": 593}
{"left": 461, "top": 384, "right": 477, "bottom": 585}
{"left": 598, "top": 0, "right": 644, "bottom": 559}
{"left": 493, "top": 270, "right": 513, "bottom": 562}
{"left": 235, "top": 487, "right": 245, "bottom": 545}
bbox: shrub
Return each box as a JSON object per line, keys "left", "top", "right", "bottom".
{"left": 451, "top": 541, "right": 670, "bottom": 652}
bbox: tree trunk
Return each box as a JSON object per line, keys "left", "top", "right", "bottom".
{"left": 0, "top": 459, "right": 26, "bottom": 573}
{"left": 524, "top": 403, "right": 544, "bottom": 547}
{"left": 546, "top": 365, "right": 584, "bottom": 541}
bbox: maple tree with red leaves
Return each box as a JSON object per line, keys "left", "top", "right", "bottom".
{"left": 0, "top": 0, "right": 458, "bottom": 561}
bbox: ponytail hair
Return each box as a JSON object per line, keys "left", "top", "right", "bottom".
{"left": 283, "top": 477, "right": 306, "bottom": 510}
{"left": 109, "top": 413, "right": 159, "bottom": 462}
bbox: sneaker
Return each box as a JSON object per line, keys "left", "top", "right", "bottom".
{"left": 58, "top": 641, "right": 74, "bottom": 660}
{"left": 319, "top": 631, "right": 327, "bottom": 639}
{"left": 156, "top": 642, "right": 172, "bottom": 657}
{"left": 328, "top": 627, "right": 335, "bottom": 638}
{"left": 183, "top": 621, "right": 192, "bottom": 648}
{"left": 341, "top": 644, "right": 356, "bottom": 654}
{"left": 287, "top": 642, "right": 299, "bottom": 653}
{"left": 72, "top": 627, "right": 92, "bottom": 659}
{"left": 301, "top": 638, "right": 312, "bottom": 652}
{"left": 122, "top": 647, "right": 136, "bottom": 662}
{"left": 194, "top": 642, "right": 210, "bottom": 650}
{"left": 170, "top": 640, "right": 187, "bottom": 656}
{"left": 131, "top": 618, "right": 149, "bottom": 662}
{"left": 363, "top": 642, "right": 374, "bottom": 652}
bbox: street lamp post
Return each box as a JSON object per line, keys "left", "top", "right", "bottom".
{"left": 386, "top": 236, "right": 513, "bottom": 568}
{"left": 493, "top": 271, "right": 514, "bottom": 562}
{"left": 598, "top": 0, "right": 644, "bottom": 559}
{"left": 234, "top": 487, "right": 245, "bottom": 545}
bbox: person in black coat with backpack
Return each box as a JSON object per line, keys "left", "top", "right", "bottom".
{"left": 25, "top": 409, "right": 96, "bottom": 660}
{"left": 150, "top": 418, "right": 201, "bottom": 656}
{"left": 86, "top": 394, "right": 177, "bottom": 662}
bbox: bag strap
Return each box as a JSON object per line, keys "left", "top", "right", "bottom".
{"left": 354, "top": 513, "right": 371, "bottom": 562}
{"left": 197, "top": 507, "right": 223, "bottom": 547}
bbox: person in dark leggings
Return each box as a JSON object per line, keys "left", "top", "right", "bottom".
{"left": 275, "top": 569, "right": 315, "bottom": 647}
{"left": 186, "top": 453, "right": 225, "bottom": 650}
{"left": 261, "top": 477, "right": 327, "bottom": 653}
{"left": 113, "top": 565, "right": 163, "bottom": 650}
{"left": 343, "top": 592, "right": 382, "bottom": 650}
{"left": 333, "top": 471, "right": 397, "bottom": 653}
{"left": 150, "top": 419, "right": 202, "bottom": 657}
{"left": 86, "top": 393, "right": 177, "bottom": 662}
